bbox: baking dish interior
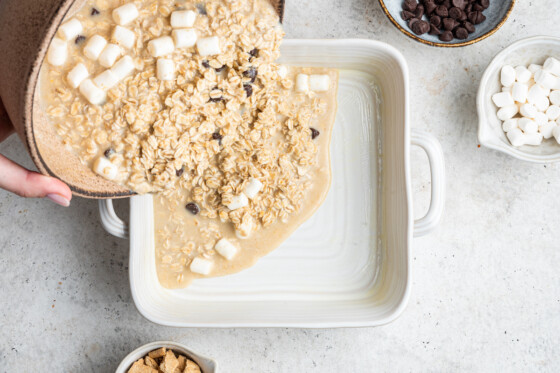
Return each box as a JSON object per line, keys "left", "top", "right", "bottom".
{"left": 128, "top": 39, "right": 411, "bottom": 327}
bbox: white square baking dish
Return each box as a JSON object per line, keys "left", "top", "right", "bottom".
{"left": 99, "top": 39, "right": 445, "bottom": 328}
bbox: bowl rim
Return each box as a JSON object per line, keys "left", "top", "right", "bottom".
{"left": 477, "top": 35, "right": 560, "bottom": 163}
{"left": 378, "top": 0, "right": 516, "bottom": 48}
{"left": 114, "top": 341, "right": 218, "bottom": 373}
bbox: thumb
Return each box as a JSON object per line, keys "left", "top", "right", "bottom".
{"left": 0, "top": 153, "right": 72, "bottom": 206}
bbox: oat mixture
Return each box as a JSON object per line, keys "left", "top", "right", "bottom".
{"left": 127, "top": 347, "right": 201, "bottom": 373}
{"left": 40, "top": 0, "right": 339, "bottom": 287}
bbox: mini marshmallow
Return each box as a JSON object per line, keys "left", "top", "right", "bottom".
{"left": 550, "top": 90, "right": 560, "bottom": 105}
{"left": 491, "top": 91, "right": 514, "bottom": 107}
{"left": 502, "top": 118, "right": 518, "bottom": 133}
{"left": 296, "top": 74, "right": 309, "bottom": 93}
{"left": 190, "top": 257, "right": 213, "bottom": 275}
{"left": 196, "top": 36, "right": 220, "bottom": 56}
{"left": 534, "top": 112, "right": 549, "bottom": 126}
{"left": 547, "top": 105, "right": 560, "bottom": 120}
{"left": 79, "top": 79, "right": 106, "bottom": 105}
{"left": 170, "top": 10, "right": 196, "bottom": 28}
{"left": 518, "top": 118, "right": 538, "bottom": 134}
{"left": 511, "top": 82, "right": 528, "bottom": 103}
{"left": 309, "top": 74, "right": 331, "bottom": 92}
{"left": 543, "top": 57, "right": 560, "bottom": 77}
{"left": 156, "top": 58, "right": 175, "bottom": 81}
{"left": 497, "top": 105, "right": 519, "bottom": 121}
{"left": 58, "top": 18, "right": 82, "bottom": 41}
{"left": 98, "top": 43, "right": 121, "bottom": 68}
{"left": 111, "top": 55, "right": 136, "bottom": 80}
{"left": 243, "top": 178, "right": 263, "bottom": 199}
{"left": 112, "top": 25, "right": 136, "bottom": 49}
{"left": 535, "top": 96, "right": 550, "bottom": 112}
{"left": 214, "top": 238, "right": 238, "bottom": 260}
{"left": 66, "top": 63, "right": 89, "bottom": 88}
{"left": 501, "top": 65, "right": 516, "bottom": 87}
{"left": 524, "top": 132, "right": 543, "bottom": 146}
{"left": 93, "top": 156, "right": 118, "bottom": 180}
{"left": 528, "top": 64, "right": 542, "bottom": 74}
{"left": 527, "top": 85, "right": 547, "bottom": 105}
{"left": 540, "top": 121, "right": 556, "bottom": 139}
{"left": 83, "top": 35, "right": 107, "bottom": 60}
{"left": 507, "top": 128, "right": 525, "bottom": 147}
{"left": 147, "top": 36, "right": 175, "bottom": 57}
{"left": 93, "top": 69, "right": 119, "bottom": 90}
{"left": 553, "top": 126, "right": 560, "bottom": 144}
{"left": 520, "top": 103, "right": 538, "bottom": 118}
{"left": 534, "top": 69, "right": 558, "bottom": 89}
{"left": 227, "top": 193, "right": 249, "bottom": 210}
{"left": 278, "top": 65, "right": 288, "bottom": 79}
{"left": 112, "top": 3, "right": 139, "bottom": 25}
{"left": 515, "top": 66, "right": 532, "bottom": 83}
{"left": 47, "top": 38, "right": 67, "bottom": 66}
{"left": 235, "top": 219, "right": 254, "bottom": 239}
{"left": 172, "top": 28, "right": 197, "bottom": 48}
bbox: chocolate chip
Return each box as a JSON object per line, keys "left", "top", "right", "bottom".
{"left": 75, "top": 35, "right": 86, "bottom": 44}
{"left": 310, "top": 128, "right": 320, "bottom": 139}
{"left": 454, "top": 27, "right": 468, "bottom": 39}
{"left": 402, "top": 0, "right": 418, "bottom": 12}
{"left": 401, "top": 10, "right": 415, "bottom": 21}
{"left": 248, "top": 48, "right": 259, "bottom": 58}
{"left": 442, "top": 17, "right": 455, "bottom": 30}
{"left": 411, "top": 19, "right": 430, "bottom": 35}
{"left": 176, "top": 167, "right": 184, "bottom": 177}
{"left": 104, "top": 148, "right": 115, "bottom": 158}
{"left": 463, "top": 21, "right": 475, "bottom": 33}
{"left": 243, "top": 66, "right": 258, "bottom": 83}
{"left": 91, "top": 8, "right": 100, "bottom": 16}
{"left": 185, "top": 202, "right": 200, "bottom": 215}
{"left": 209, "top": 96, "right": 223, "bottom": 103}
{"left": 479, "top": 0, "right": 490, "bottom": 9}
{"left": 212, "top": 132, "right": 223, "bottom": 141}
{"left": 451, "top": 0, "right": 466, "bottom": 9}
{"left": 458, "top": 10, "right": 467, "bottom": 21}
{"left": 425, "top": 1, "right": 437, "bottom": 15}
{"left": 448, "top": 7, "right": 462, "bottom": 19}
{"left": 414, "top": 4, "right": 424, "bottom": 18}
{"left": 429, "top": 15, "right": 441, "bottom": 26}
{"left": 202, "top": 60, "right": 210, "bottom": 68}
{"left": 441, "top": 0, "right": 451, "bottom": 7}
{"left": 215, "top": 65, "right": 227, "bottom": 73}
{"left": 196, "top": 3, "right": 207, "bottom": 15}
{"left": 439, "top": 30, "right": 453, "bottom": 41}
{"left": 472, "top": 3, "right": 483, "bottom": 11}
{"left": 435, "top": 5, "right": 448, "bottom": 17}
{"left": 468, "top": 10, "right": 485, "bottom": 24}
{"left": 243, "top": 83, "right": 253, "bottom": 97}
{"left": 428, "top": 24, "right": 441, "bottom": 35}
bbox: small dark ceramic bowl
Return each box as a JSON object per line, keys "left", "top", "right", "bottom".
{"left": 379, "top": 0, "right": 515, "bottom": 47}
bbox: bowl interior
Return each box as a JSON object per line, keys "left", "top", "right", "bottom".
{"left": 379, "top": 0, "right": 514, "bottom": 47}
{"left": 478, "top": 36, "right": 560, "bottom": 162}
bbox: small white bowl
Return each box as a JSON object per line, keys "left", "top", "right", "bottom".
{"left": 477, "top": 36, "right": 560, "bottom": 163}
{"left": 115, "top": 341, "right": 218, "bottom": 373}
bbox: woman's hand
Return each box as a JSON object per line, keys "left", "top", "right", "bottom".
{"left": 0, "top": 97, "right": 72, "bottom": 206}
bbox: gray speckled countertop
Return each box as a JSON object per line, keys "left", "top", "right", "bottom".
{"left": 2, "top": 1, "right": 560, "bottom": 372}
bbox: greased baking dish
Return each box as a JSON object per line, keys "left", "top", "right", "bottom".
{"left": 99, "top": 39, "right": 445, "bottom": 328}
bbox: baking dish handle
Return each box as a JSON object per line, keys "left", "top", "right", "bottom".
{"left": 411, "top": 129, "right": 445, "bottom": 237}
{"left": 99, "top": 199, "right": 128, "bottom": 239}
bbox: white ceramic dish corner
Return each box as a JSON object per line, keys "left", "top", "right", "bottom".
{"left": 115, "top": 341, "right": 217, "bottom": 373}
{"left": 99, "top": 39, "right": 445, "bottom": 328}
{"left": 478, "top": 35, "right": 560, "bottom": 163}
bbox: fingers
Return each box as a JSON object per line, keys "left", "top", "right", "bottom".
{"left": 0, "top": 153, "right": 72, "bottom": 206}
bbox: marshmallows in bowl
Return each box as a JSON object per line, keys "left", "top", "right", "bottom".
{"left": 493, "top": 57, "right": 560, "bottom": 147}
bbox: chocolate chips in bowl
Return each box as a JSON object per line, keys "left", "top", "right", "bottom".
{"left": 379, "top": 0, "right": 514, "bottom": 47}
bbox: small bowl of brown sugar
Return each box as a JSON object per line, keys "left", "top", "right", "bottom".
{"left": 115, "top": 342, "right": 217, "bottom": 373}
{"left": 379, "top": 0, "right": 515, "bottom": 47}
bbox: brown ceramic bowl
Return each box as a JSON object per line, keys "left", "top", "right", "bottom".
{"left": 0, "top": 0, "right": 284, "bottom": 199}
